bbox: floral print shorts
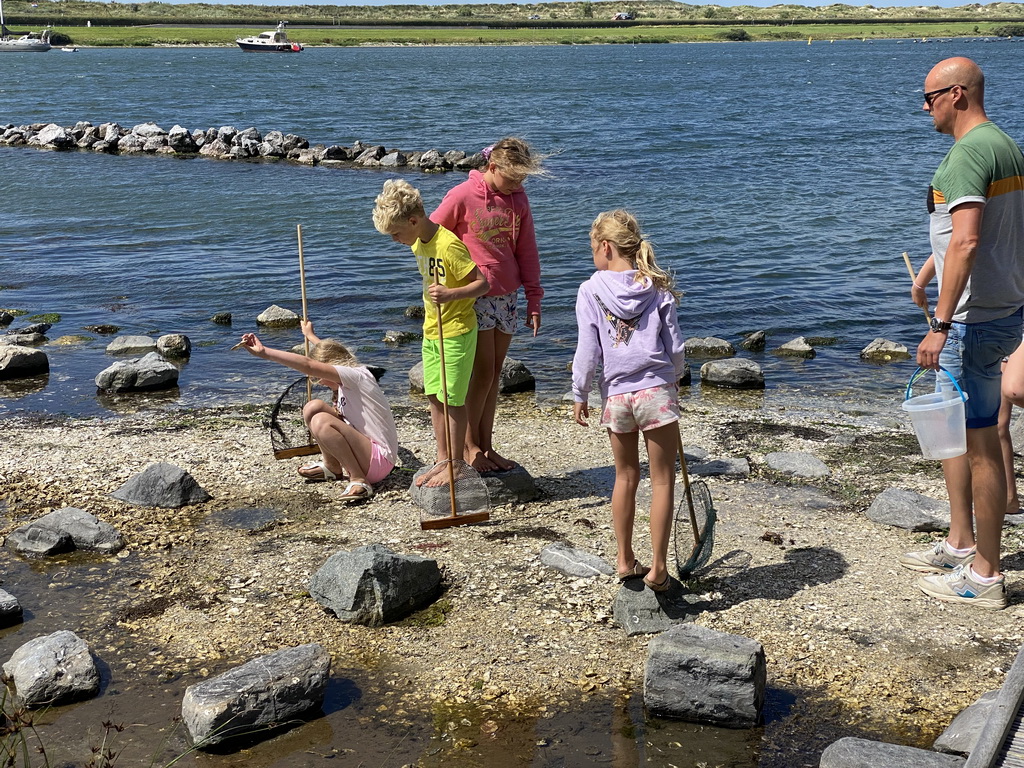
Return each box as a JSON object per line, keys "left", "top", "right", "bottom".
{"left": 474, "top": 291, "right": 518, "bottom": 335}
{"left": 600, "top": 383, "right": 680, "bottom": 434}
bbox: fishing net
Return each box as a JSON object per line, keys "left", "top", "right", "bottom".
{"left": 269, "top": 375, "right": 323, "bottom": 460}
{"left": 410, "top": 459, "right": 491, "bottom": 528}
{"left": 674, "top": 479, "right": 717, "bottom": 578}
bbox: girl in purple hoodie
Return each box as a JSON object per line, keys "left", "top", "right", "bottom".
{"left": 572, "top": 210, "right": 686, "bottom": 592}
{"left": 431, "top": 137, "right": 545, "bottom": 474}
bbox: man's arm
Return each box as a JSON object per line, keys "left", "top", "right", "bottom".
{"left": 917, "top": 202, "right": 984, "bottom": 369}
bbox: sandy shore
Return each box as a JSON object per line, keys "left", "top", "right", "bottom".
{"left": 2, "top": 391, "right": 1023, "bottom": 764}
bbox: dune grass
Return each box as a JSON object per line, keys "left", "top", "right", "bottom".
{"left": 52, "top": 20, "right": 1007, "bottom": 47}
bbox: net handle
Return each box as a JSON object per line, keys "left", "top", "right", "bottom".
{"left": 297, "top": 224, "right": 312, "bottom": 404}
{"left": 902, "top": 251, "right": 932, "bottom": 325}
{"left": 434, "top": 267, "right": 458, "bottom": 516}
{"left": 676, "top": 425, "right": 700, "bottom": 546}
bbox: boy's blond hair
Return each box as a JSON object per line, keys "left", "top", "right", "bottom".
{"left": 372, "top": 179, "right": 425, "bottom": 234}
{"left": 310, "top": 339, "right": 358, "bottom": 367}
{"left": 591, "top": 209, "right": 680, "bottom": 300}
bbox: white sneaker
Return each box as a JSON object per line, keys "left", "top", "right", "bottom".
{"left": 899, "top": 540, "right": 975, "bottom": 573}
{"left": 917, "top": 565, "right": 1008, "bottom": 610}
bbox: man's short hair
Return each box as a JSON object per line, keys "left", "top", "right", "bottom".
{"left": 372, "top": 179, "right": 425, "bottom": 234}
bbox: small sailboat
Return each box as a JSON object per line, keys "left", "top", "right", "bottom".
{"left": 0, "top": 0, "right": 52, "bottom": 52}
{"left": 807, "top": 36, "right": 812, "bottom": 45}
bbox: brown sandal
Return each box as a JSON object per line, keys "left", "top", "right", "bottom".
{"left": 643, "top": 572, "right": 671, "bottom": 592}
{"left": 617, "top": 560, "right": 650, "bottom": 582}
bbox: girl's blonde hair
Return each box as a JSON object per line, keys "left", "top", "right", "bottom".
{"left": 310, "top": 339, "right": 358, "bottom": 367}
{"left": 372, "top": 178, "right": 425, "bottom": 234}
{"left": 591, "top": 210, "right": 679, "bottom": 299}
{"left": 485, "top": 137, "right": 549, "bottom": 181}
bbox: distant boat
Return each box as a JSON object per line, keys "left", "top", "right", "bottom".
{"left": 61, "top": 45, "right": 77, "bottom": 52}
{"left": 236, "top": 21, "right": 303, "bottom": 53}
{"left": 807, "top": 36, "right": 812, "bottom": 45}
{"left": 0, "top": 0, "right": 52, "bottom": 52}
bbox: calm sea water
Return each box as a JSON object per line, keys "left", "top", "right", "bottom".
{"left": 3, "top": 36, "right": 1023, "bottom": 767}
{"left": 4, "top": 39, "right": 1024, "bottom": 418}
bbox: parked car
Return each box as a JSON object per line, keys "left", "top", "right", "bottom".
{"left": 612, "top": 12, "right": 636, "bottom": 21}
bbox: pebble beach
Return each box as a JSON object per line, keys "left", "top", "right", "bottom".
{"left": 3, "top": 389, "right": 1024, "bottom": 765}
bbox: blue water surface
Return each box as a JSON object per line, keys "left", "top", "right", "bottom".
{"left": 2, "top": 38, "right": 1023, "bottom": 417}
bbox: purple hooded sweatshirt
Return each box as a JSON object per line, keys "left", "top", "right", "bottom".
{"left": 571, "top": 270, "right": 686, "bottom": 403}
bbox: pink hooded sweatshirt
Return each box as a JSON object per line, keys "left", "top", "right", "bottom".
{"left": 430, "top": 169, "right": 543, "bottom": 318}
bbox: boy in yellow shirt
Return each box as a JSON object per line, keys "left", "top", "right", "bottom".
{"left": 373, "top": 179, "right": 489, "bottom": 486}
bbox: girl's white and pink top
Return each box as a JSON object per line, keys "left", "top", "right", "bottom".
{"left": 431, "top": 169, "right": 544, "bottom": 318}
{"left": 332, "top": 366, "right": 400, "bottom": 464}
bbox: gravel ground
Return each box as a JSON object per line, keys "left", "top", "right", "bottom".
{"left": 2, "top": 391, "right": 1024, "bottom": 766}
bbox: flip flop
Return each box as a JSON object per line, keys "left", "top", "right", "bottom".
{"left": 339, "top": 481, "right": 374, "bottom": 503}
{"left": 616, "top": 560, "right": 650, "bottom": 582}
{"left": 298, "top": 461, "right": 344, "bottom": 482}
{"left": 643, "top": 573, "right": 671, "bottom": 592}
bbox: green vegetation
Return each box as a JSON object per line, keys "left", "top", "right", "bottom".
{"left": 24, "top": 19, "right": 1015, "bottom": 46}
{"left": 3, "top": 0, "right": 1024, "bottom": 46}
{"left": 27, "top": 313, "right": 61, "bottom": 324}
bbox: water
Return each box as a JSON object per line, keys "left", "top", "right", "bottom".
{"left": 2, "top": 38, "right": 1023, "bottom": 766}
{"left": 4, "top": 39, "right": 1023, "bottom": 418}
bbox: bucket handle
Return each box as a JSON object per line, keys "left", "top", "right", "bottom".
{"left": 905, "top": 366, "right": 967, "bottom": 403}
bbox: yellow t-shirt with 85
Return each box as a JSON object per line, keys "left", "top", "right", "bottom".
{"left": 412, "top": 225, "right": 479, "bottom": 340}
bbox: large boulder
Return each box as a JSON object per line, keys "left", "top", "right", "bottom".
{"left": 539, "top": 543, "right": 613, "bottom": 578}
{"left": 106, "top": 335, "right": 157, "bottom": 354}
{"left": 256, "top": 305, "right": 300, "bottom": 328}
{"left": 644, "top": 624, "right": 766, "bottom": 727}
{"left": 28, "top": 123, "right": 74, "bottom": 150}
{"left": 819, "top": 737, "right": 965, "bottom": 768}
{"left": 111, "top": 462, "right": 211, "bottom": 508}
{"left": 860, "top": 338, "right": 912, "bottom": 363}
{"left": 765, "top": 451, "right": 829, "bottom": 479}
{"left": 308, "top": 544, "right": 441, "bottom": 626}
{"left": 95, "top": 352, "right": 178, "bottom": 392}
{"left": 5, "top": 507, "right": 124, "bottom": 555}
{"left": 866, "top": 487, "right": 949, "bottom": 532}
{"left": 181, "top": 644, "right": 330, "bottom": 748}
{"left": 157, "top": 333, "right": 191, "bottom": 359}
{"left": 2, "top": 630, "right": 100, "bottom": 708}
{"left": 700, "top": 359, "right": 765, "bottom": 389}
{"left": 0, "top": 345, "right": 48, "bottom": 380}
{"left": 499, "top": 358, "right": 535, "bottom": 394}
{"left": 685, "top": 337, "right": 735, "bottom": 358}
{"left": 0, "top": 588, "right": 24, "bottom": 627}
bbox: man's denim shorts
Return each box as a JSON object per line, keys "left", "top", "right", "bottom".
{"left": 937, "top": 308, "right": 1024, "bottom": 429}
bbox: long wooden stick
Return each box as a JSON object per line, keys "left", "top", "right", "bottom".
{"left": 434, "top": 268, "right": 459, "bottom": 518}
{"left": 902, "top": 251, "right": 932, "bottom": 325}
{"left": 676, "top": 427, "right": 700, "bottom": 547}
{"left": 297, "top": 224, "right": 312, "bottom": 403}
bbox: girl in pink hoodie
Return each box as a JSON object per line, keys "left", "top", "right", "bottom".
{"left": 431, "top": 137, "right": 546, "bottom": 473}
{"left": 572, "top": 210, "right": 686, "bottom": 592}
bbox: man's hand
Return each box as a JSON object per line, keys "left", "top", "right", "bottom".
{"left": 917, "top": 330, "right": 947, "bottom": 370}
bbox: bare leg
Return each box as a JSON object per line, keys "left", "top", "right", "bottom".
{"left": 608, "top": 429, "right": 641, "bottom": 576}
{"left": 464, "top": 328, "right": 500, "bottom": 473}
{"left": 997, "top": 394, "right": 1019, "bottom": 514}
{"left": 481, "top": 330, "right": 516, "bottom": 471}
{"left": 942, "top": 453, "right": 975, "bottom": 551}
{"left": 300, "top": 401, "right": 346, "bottom": 478}
{"left": 642, "top": 422, "right": 678, "bottom": 586}
{"left": 967, "top": 425, "right": 1007, "bottom": 578}
{"left": 1000, "top": 346, "right": 1024, "bottom": 512}
{"left": 419, "top": 397, "right": 470, "bottom": 488}
{"left": 307, "top": 410, "right": 373, "bottom": 484}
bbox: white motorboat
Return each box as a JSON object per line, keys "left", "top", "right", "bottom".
{"left": 236, "top": 21, "right": 302, "bottom": 53}
{"left": 0, "top": 0, "right": 52, "bottom": 52}
{"left": 61, "top": 45, "right": 77, "bottom": 52}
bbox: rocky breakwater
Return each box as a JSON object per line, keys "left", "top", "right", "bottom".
{"left": 2, "top": 121, "right": 484, "bottom": 173}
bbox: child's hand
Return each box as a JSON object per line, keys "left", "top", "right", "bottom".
{"left": 240, "top": 333, "right": 264, "bottom": 356}
{"left": 427, "top": 284, "right": 453, "bottom": 305}
{"left": 573, "top": 402, "right": 589, "bottom": 426}
{"left": 300, "top": 319, "right": 315, "bottom": 338}
{"left": 526, "top": 313, "right": 541, "bottom": 337}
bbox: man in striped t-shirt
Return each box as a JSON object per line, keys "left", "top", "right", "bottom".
{"left": 904, "top": 57, "right": 1024, "bottom": 610}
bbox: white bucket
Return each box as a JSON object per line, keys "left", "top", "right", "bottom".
{"left": 902, "top": 368, "right": 968, "bottom": 460}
